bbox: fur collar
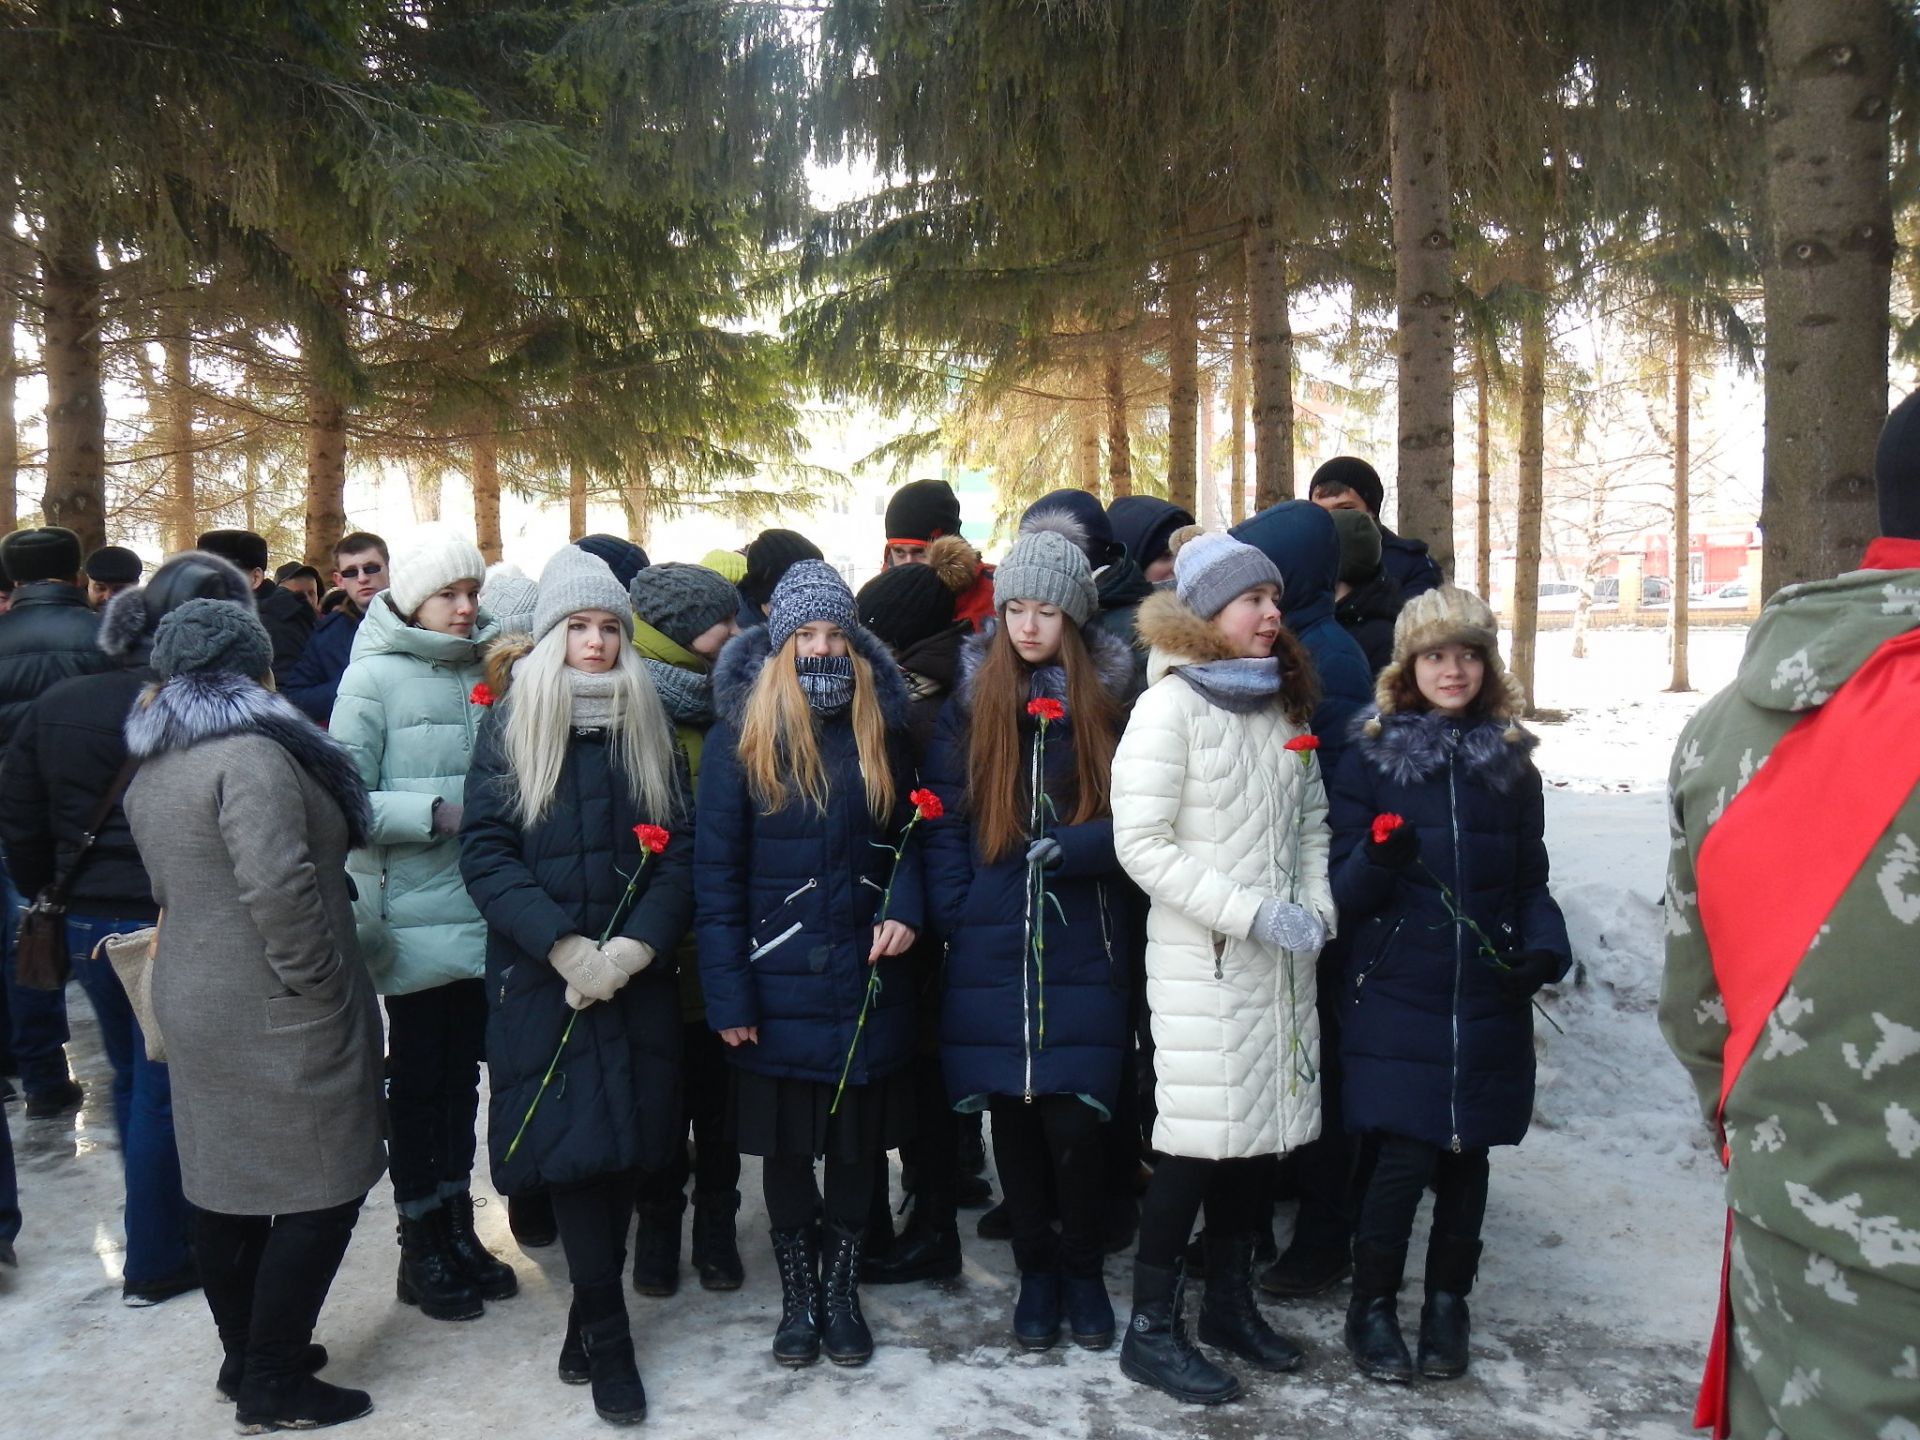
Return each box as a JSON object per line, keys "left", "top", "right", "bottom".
{"left": 952, "top": 619, "right": 1138, "bottom": 713}
{"left": 126, "top": 672, "right": 372, "bottom": 845}
{"left": 711, "top": 622, "right": 910, "bottom": 730}
{"left": 1135, "top": 589, "right": 1243, "bottom": 669}
{"left": 1355, "top": 708, "right": 1539, "bottom": 794}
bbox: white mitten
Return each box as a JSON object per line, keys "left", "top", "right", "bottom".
{"left": 602, "top": 938, "right": 654, "bottom": 978}
{"left": 548, "top": 934, "right": 622, "bottom": 1003}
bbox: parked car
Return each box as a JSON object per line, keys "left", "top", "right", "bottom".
{"left": 1593, "top": 576, "right": 1672, "bottom": 610}
{"left": 1535, "top": 581, "right": 1582, "bottom": 612}
{"left": 1700, "top": 580, "right": 1751, "bottom": 608}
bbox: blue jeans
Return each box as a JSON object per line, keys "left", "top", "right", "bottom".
{"left": 0, "top": 866, "right": 74, "bottom": 1096}
{"left": 67, "top": 915, "right": 192, "bottom": 1286}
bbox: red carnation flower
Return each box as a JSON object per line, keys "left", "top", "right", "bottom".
{"left": 469, "top": 682, "right": 494, "bottom": 707}
{"left": 1026, "top": 697, "right": 1065, "bottom": 723}
{"left": 1370, "top": 813, "right": 1406, "bottom": 846}
{"left": 1284, "top": 734, "right": 1320, "bottom": 753}
{"left": 909, "top": 788, "right": 944, "bottom": 821}
{"left": 634, "top": 824, "right": 671, "bottom": 855}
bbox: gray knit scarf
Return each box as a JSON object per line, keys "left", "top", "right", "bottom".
{"left": 568, "top": 667, "right": 619, "bottom": 728}
{"left": 642, "top": 657, "right": 713, "bottom": 728}
{"left": 796, "top": 654, "right": 855, "bottom": 715}
{"left": 1171, "top": 657, "right": 1285, "bottom": 713}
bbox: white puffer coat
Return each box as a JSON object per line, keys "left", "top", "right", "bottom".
{"left": 1112, "top": 590, "right": 1335, "bottom": 1160}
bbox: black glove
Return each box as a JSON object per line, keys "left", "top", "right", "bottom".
{"left": 1494, "top": 949, "right": 1563, "bottom": 999}
{"left": 1366, "top": 822, "right": 1420, "bottom": 870}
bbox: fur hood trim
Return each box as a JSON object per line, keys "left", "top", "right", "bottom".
{"left": 927, "top": 534, "right": 981, "bottom": 595}
{"left": 952, "top": 618, "right": 1137, "bottom": 712}
{"left": 126, "top": 671, "right": 372, "bottom": 845}
{"left": 711, "top": 622, "right": 910, "bottom": 730}
{"left": 483, "top": 634, "right": 533, "bottom": 700}
{"left": 1134, "top": 588, "right": 1244, "bottom": 670}
{"left": 1367, "top": 656, "right": 1527, "bottom": 739}
{"left": 1354, "top": 708, "right": 1539, "bottom": 794}
{"left": 99, "top": 551, "right": 256, "bottom": 661}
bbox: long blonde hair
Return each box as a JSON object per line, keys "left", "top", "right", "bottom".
{"left": 500, "top": 625, "right": 682, "bottom": 827}
{"left": 737, "top": 634, "right": 895, "bottom": 821}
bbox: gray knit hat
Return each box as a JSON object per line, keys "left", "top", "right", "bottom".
{"left": 994, "top": 513, "right": 1099, "bottom": 625}
{"left": 151, "top": 598, "right": 274, "bottom": 681}
{"left": 630, "top": 562, "right": 739, "bottom": 652}
{"left": 479, "top": 562, "right": 538, "bottom": 637}
{"left": 532, "top": 545, "right": 632, "bottom": 643}
{"left": 767, "top": 560, "right": 857, "bottom": 653}
{"left": 1174, "top": 531, "right": 1284, "bottom": 620}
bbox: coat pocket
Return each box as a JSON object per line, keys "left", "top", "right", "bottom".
{"left": 265, "top": 985, "right": 350, "bottom": 1032}
{"left": 1351, "top": 916, "right": 1406, "bottom": 1001}
{"left": 751, "top": 878, "right": 819, "bottom": 962}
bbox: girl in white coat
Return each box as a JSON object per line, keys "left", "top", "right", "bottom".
{"left": 1111, "top": 532, "right": 1336, "bottom": 1405}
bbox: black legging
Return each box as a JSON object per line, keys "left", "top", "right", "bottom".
{"left": 1135, "top": 1155, "right": 1274, "bottom": 1270}
{"left": 1352, "top": 1134, "right": 1490, "bottom": 1254}
{"left": 193, "top": 1196, "right": 364, "bottom": 1385}
{"left": 763, "top": 1153, "right": 876, "bottom": 1234}
{"left": 635, "top": 1022, "right": 742, "bottom": 1207}
{"left": 382, "top": 980, "right": 486, "bottom": 1212}
{"left": 990, "top": 1094, "right": 1106, "bottom": 1278}
{"left": 551, "top": 1172, "right": 639, "bottom": 1290}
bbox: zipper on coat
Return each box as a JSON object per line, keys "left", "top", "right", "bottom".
{"left": 1447, "top": 755, "right": 1464, "bottom": 1153}
{"left": 749, "top": 922, "right": 802, "bottom": 963}
{"left": 378, "top": 865, "right": 390, "bottom": 922}
{"left": 1354, "top": 917, "right": 1405, "bottom": 1000}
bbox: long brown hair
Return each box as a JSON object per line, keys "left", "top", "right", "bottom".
{"left": 966, "top": 621, "right": 1121, "bottom": 862}
{"left": 737, "top": 634, "right": 896, "bottom": 821}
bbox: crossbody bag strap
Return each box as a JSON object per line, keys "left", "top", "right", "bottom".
{"left": 41, "top": 754, "right": 142, "bottom": 910}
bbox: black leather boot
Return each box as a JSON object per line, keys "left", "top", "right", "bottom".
{"left": 820, "top": 1223, "right": 874, "bottom": 1366}
{"left": 1259, "top": 1241, "right": 1353, "bottom": 1298}
{"left": 630, "top": 1195, "right": 685, "bottom": 1297}
{"left": 233, "top": 1374, "right": 373, "bottom": 1433}
{"left": 770, "top": 1226, "right": 822, "bottom": 1366}
{"left": 862, "top": 1205, "right": 961, "bottom": 1285}
{"left": 1344, "top": 1242, "right": 1413, "bottom": 1383}
{"left": 690, "top": 1190, "right": 744, "bottom": 1291}
{"left": 1417, "top": 1234, "right": 1482, "bottom": 1379}
{"left": 395, "top": 1213, "right": 483, "bottom": 1322}
{"left": 506, "top": 1189, "right": 557, "bottom": 1248}
{"left": 1118, "top": 1260, "right": 1241, "bottom": 1405}
{"left": 1197, "top": 1232, "right": 1304, "bottom": 1373}
{"left": 440, "top": 1192, "right": 518, "bottom": 1301}
{"left": 576, "top": 1282, "right": 646, "bottom": 1425}
{"left": 558, "top": 1301, "right": 589, "bottom": 1385}
{"left": 217, "top": 1345, "right": 328, "bottom": 1405}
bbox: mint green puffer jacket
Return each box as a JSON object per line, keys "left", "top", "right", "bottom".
{"left": 331, "top": 596, "right": 502, "bottom": 995}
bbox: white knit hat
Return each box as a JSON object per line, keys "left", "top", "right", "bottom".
{"left": 388, "top": 527, "right": 486, "bottom": 618}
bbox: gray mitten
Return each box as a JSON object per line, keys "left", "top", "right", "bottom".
{"left": 548, "top": 934, "right": 622, "bottom": 1003}
{"left": 1253, "top": 898, "right": 1327, "bottom": 953}
{"left": 1025, "top": 836, "right": 1064, "bottom": 870}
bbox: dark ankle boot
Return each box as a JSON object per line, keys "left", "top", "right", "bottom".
{"left": 1198, "top": 1232, "right": 1304, "bottom": 1373}
{"left": 558, "top": 1301, "right": 589, "bottom": 1385}
{"left": 770, "top": 1226, "right": 821, "bottom": 1366}
{"left": 1259, "top": 1240, "right": 1353, "bottom": 1298}
{"left": 690, "top": 1190, "right": 744, "bottom": 1291}
{"left": 862, "top": 1206, "right": 961, "bottom": 1285}
{"left": 233, "top": 1374, "right": 372, "bottom": 1433}
{"left": 1417, "top": 1235, "right": 1482, "bottom": 1379}
{"left": 630, "top": 1195, "right": 685, "bottom": 1297}
{"left": 1344, "top": 1242, "right": 1413, "bottom": 1383}
{"left": 395, "top": 1213, "right": 483, "bottom": 1322}
{"left": 507, "top": 1190, "right": 557, "bottom": 1249}
{"left": 217, "top": 1345, "right": 328, "bottom": 1405}
{"left": 1119, "top": 1260, "right": 1241, "bottom": 1405}
{"left": 576, "top": 1283, "right": 646, "bottom": 1425}
{"left": 820, "top": 1223, "right": 873, "bottom": 1366}
{"left": 440, "top": 1193, "right": 518, "bottom": 1301}
{"left": 1062, "top": 1271, "right": 1115, "bottom": 1351}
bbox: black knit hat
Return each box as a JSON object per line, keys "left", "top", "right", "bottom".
{"left": 857, "top": 563, "right": 959, "bottom": 652}
{"left": 630, "top": 562, "right": 739, "bottom": 651}
{"left": 1876, "top": 389, "right": 1920, "bottom": 541}
{"left": 196, "top": 528, "right": 271, "bottom": 574}
{"left": 740, "top": 528, "right": 824, "bottom": 608}
{"left": 1021, "top": 489, "right": 1119, "bottom": 567}
{"left": 576, "top": 533, "right": 650, "bottom": 589}
{"left": 884, "top": 479, "right": 963, "bottom": 546}
{"left": 85, "top": 545, "right": 144, "bottom": 586}
{"left": 0, "top": 527, "right": 84, "bottom": 584}
{"left": 1309, "top": 456, "right": 1385, "bottom": 518}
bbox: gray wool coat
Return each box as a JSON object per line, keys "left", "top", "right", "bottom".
{"left": 124, "top": 672, "right": 386, "bottom": 1215}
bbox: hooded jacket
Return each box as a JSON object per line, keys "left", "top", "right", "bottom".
{"left": 330, "top": 594, "right": 502, "bottom": 995}
{"left": 1381, "top": 529, "right": 1443, "bottom": 600}
{"left": 1112, "top": 590, "right": 1336, "bottom": 1160}
{"left": 1335, "top": 570, "right": 1405, "bottom": 677}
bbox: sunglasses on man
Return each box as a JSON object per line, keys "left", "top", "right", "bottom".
{"left": 337, "top": 563, "right": 384, "bottom": 579}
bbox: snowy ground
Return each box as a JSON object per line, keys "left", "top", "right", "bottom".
{"left": 0, "top": 627, "right": 1742, "bottom": 1439}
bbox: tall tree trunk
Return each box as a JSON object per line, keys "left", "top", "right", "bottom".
{"left": 1510, "top": 228, "right": 1547, "bottom": 713}
{"left": 242, "top": 431, "right": 260, "bottom": 534}
{"left": 472, "top": 424, "right": 503, "bottom": 563}
{"left": 1245, "top": 211, "right": 1294, "bottom": 508}
{"left": 407, "top": 460, "right": 442, "bottom": 524}
{"left": 1075, "top": 399, "right": 1101, "bottom": 493}
{"left": 1759, "top": 0, "right": 1893, "bottom": 592}
{"left": 1198, "top": 369, "right": 1217, "bottom": 528}
{"left": 0, "top": 183, "right": 17, "bottom": 536}
{"left": 1669, "top": 301, "right": 1693, "bottom": 692}
{"left": 163, "top": 329, "right": 196, "bottom": 552}
{"left": 1229, "top": 313, "right": 1248, "bottom": 524}
{"left": 1105, "top": 340, "right": 1132, "bottom": 499}
{"left": 621, "top": 465, "right": 652, "bottom": 548}
{"left": 567, "top": 459, "right": 587, "bottom": 537}
{"left": 40, "top": 208, "right": 107, "bottom": 553}
{"left": 1388, "top": 0, "right": 1456, "bottom": 578}
{"left": 304, "top": 380, "right": 348, "bottom": 569}
{"left": 1166, "top": 244, "right": 1199, "bottom": 514}
{"left": 1474, "top": 336, "right": 1492, "bottom": 596}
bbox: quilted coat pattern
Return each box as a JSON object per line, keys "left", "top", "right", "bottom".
{"left": 1111, "top": 591, "right": 1335, "bottom": 1160}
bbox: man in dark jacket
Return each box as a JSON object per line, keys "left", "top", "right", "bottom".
{"left": 282, "top": 531, "right": 389, "bottom": 723}
{"left": 1309, "top": 456, "right": 1444, "bottom": 600}
{"left": 1331, "top": 508, "right": 1405, "bottom": 677}
{"left": 195, "top": 529, "right": 314, "bottom": 684}
{"left": 0, "top": 526, "right": 112, "bottom": 1120}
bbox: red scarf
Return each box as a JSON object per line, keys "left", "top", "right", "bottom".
{"left": 1688, "top": 540, "right": 1920, "bottom": 1435}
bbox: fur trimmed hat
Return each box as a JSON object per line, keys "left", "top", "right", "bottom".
{"left": 100, "top": 550, "right": 258, "bottom": 661}
{"left": 1, "top": 526, "right": 84, "bottom": 585}
{"left": 994, "top": 511, "right": 1099, "bottom": 625}
{"left": 195, "top": 529, "right": 271, "bottom": 575}
{"left": 1370, "top": 585, "right": 1526, "bottom": 736}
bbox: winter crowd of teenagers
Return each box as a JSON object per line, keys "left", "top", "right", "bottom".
{"left": 0, "top": 459, "right": 1575, "bottom": 1433}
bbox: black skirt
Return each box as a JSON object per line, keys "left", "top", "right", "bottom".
{"left": 729, "top": 1067, "right": 916, "bottom": 1164}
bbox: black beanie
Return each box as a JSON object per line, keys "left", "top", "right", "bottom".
{"left": 884, "top": 479, "right": 963, "bottom": 545}
{"left": 1021, "top": 489, "right": 1118, "bottom": 567}
{"left": 741, "top": 528, "right": 824, "bottom": 607}
{"left": 1876, "top": 390, "right": 1920, "bottom": 540}
{"left": 857, "top": 563, "right": 959, "bottom": 653}
{"left": 0, "top": 526, "right": 84, "bottom": 584}
{"left": 576, "top": 533, "right": 650, "bottom": 589}
{"left": 1309, "top": 456, "right": 1386, "bottom": 518}
{"left": 196, "top": 528, "right": 271, "bottom": 574}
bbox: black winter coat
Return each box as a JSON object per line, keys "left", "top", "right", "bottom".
{"left": 1093, "top": 557, "right": 1154, "bottom": 685}
{"left": 0, "top": 584, "right": 112, "bottom": 748}
{"left": 460, "top": 706, "right": 695, "bottom": 1195}
{"left": 1381, "top": 529, "right": 1443, "bottom": 600}
{"left": 254, "top": 580, "right": 316, "bottom": 685}
{"left": 925, "top": 627, "right": 1138, "bottom": 1111}
{"left": 695, "top": 624, "right": 924, "bottom": 1087}
{"left": 0, "top": 666, "right": 156, "bottom": 918}
{"left": 1335, "top": 571, "right": 1405, "bottom": 677}
{"left": 281, "top": 609, "right": 358, "bottom": 723}
{"left": 1330, "top": 710, "right": 1571, "bottom": 1151}
{"left": 894, "top": 621, "right": 967, "bottom": 765}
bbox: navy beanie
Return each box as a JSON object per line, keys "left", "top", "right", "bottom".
{"left": 1876, "top": 390, "right": 1920, "bottom": 541}
{"left": 575, "top": 533, "right": 649, "bottom": 589}
{"left": 741, "top": 529, "right": 824, "bottom": 608}
{"left": 1021, "top": 489, "right": 1117, "bottom": 567}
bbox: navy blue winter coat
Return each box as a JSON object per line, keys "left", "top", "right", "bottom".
{"left": 1329, "top": 709, "right": 1571, "bottom": 1151}
{"left": 924, "top": 626, "right": 1139, "bottom": 1112}
{"left": 695, "top": 624, "right": 924, "bottom": 1087}
{"left": 460, "top": 703, "right": 694, "bottom": 1195}
{"left": 1230, "top": 500, "right": 1376, "bottom": 777}
{"left": 1381, "top": 529, "right": 1443, "bottom": 600}
{"left": 282, "top": 610, "right": 359, "bottom": 723}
